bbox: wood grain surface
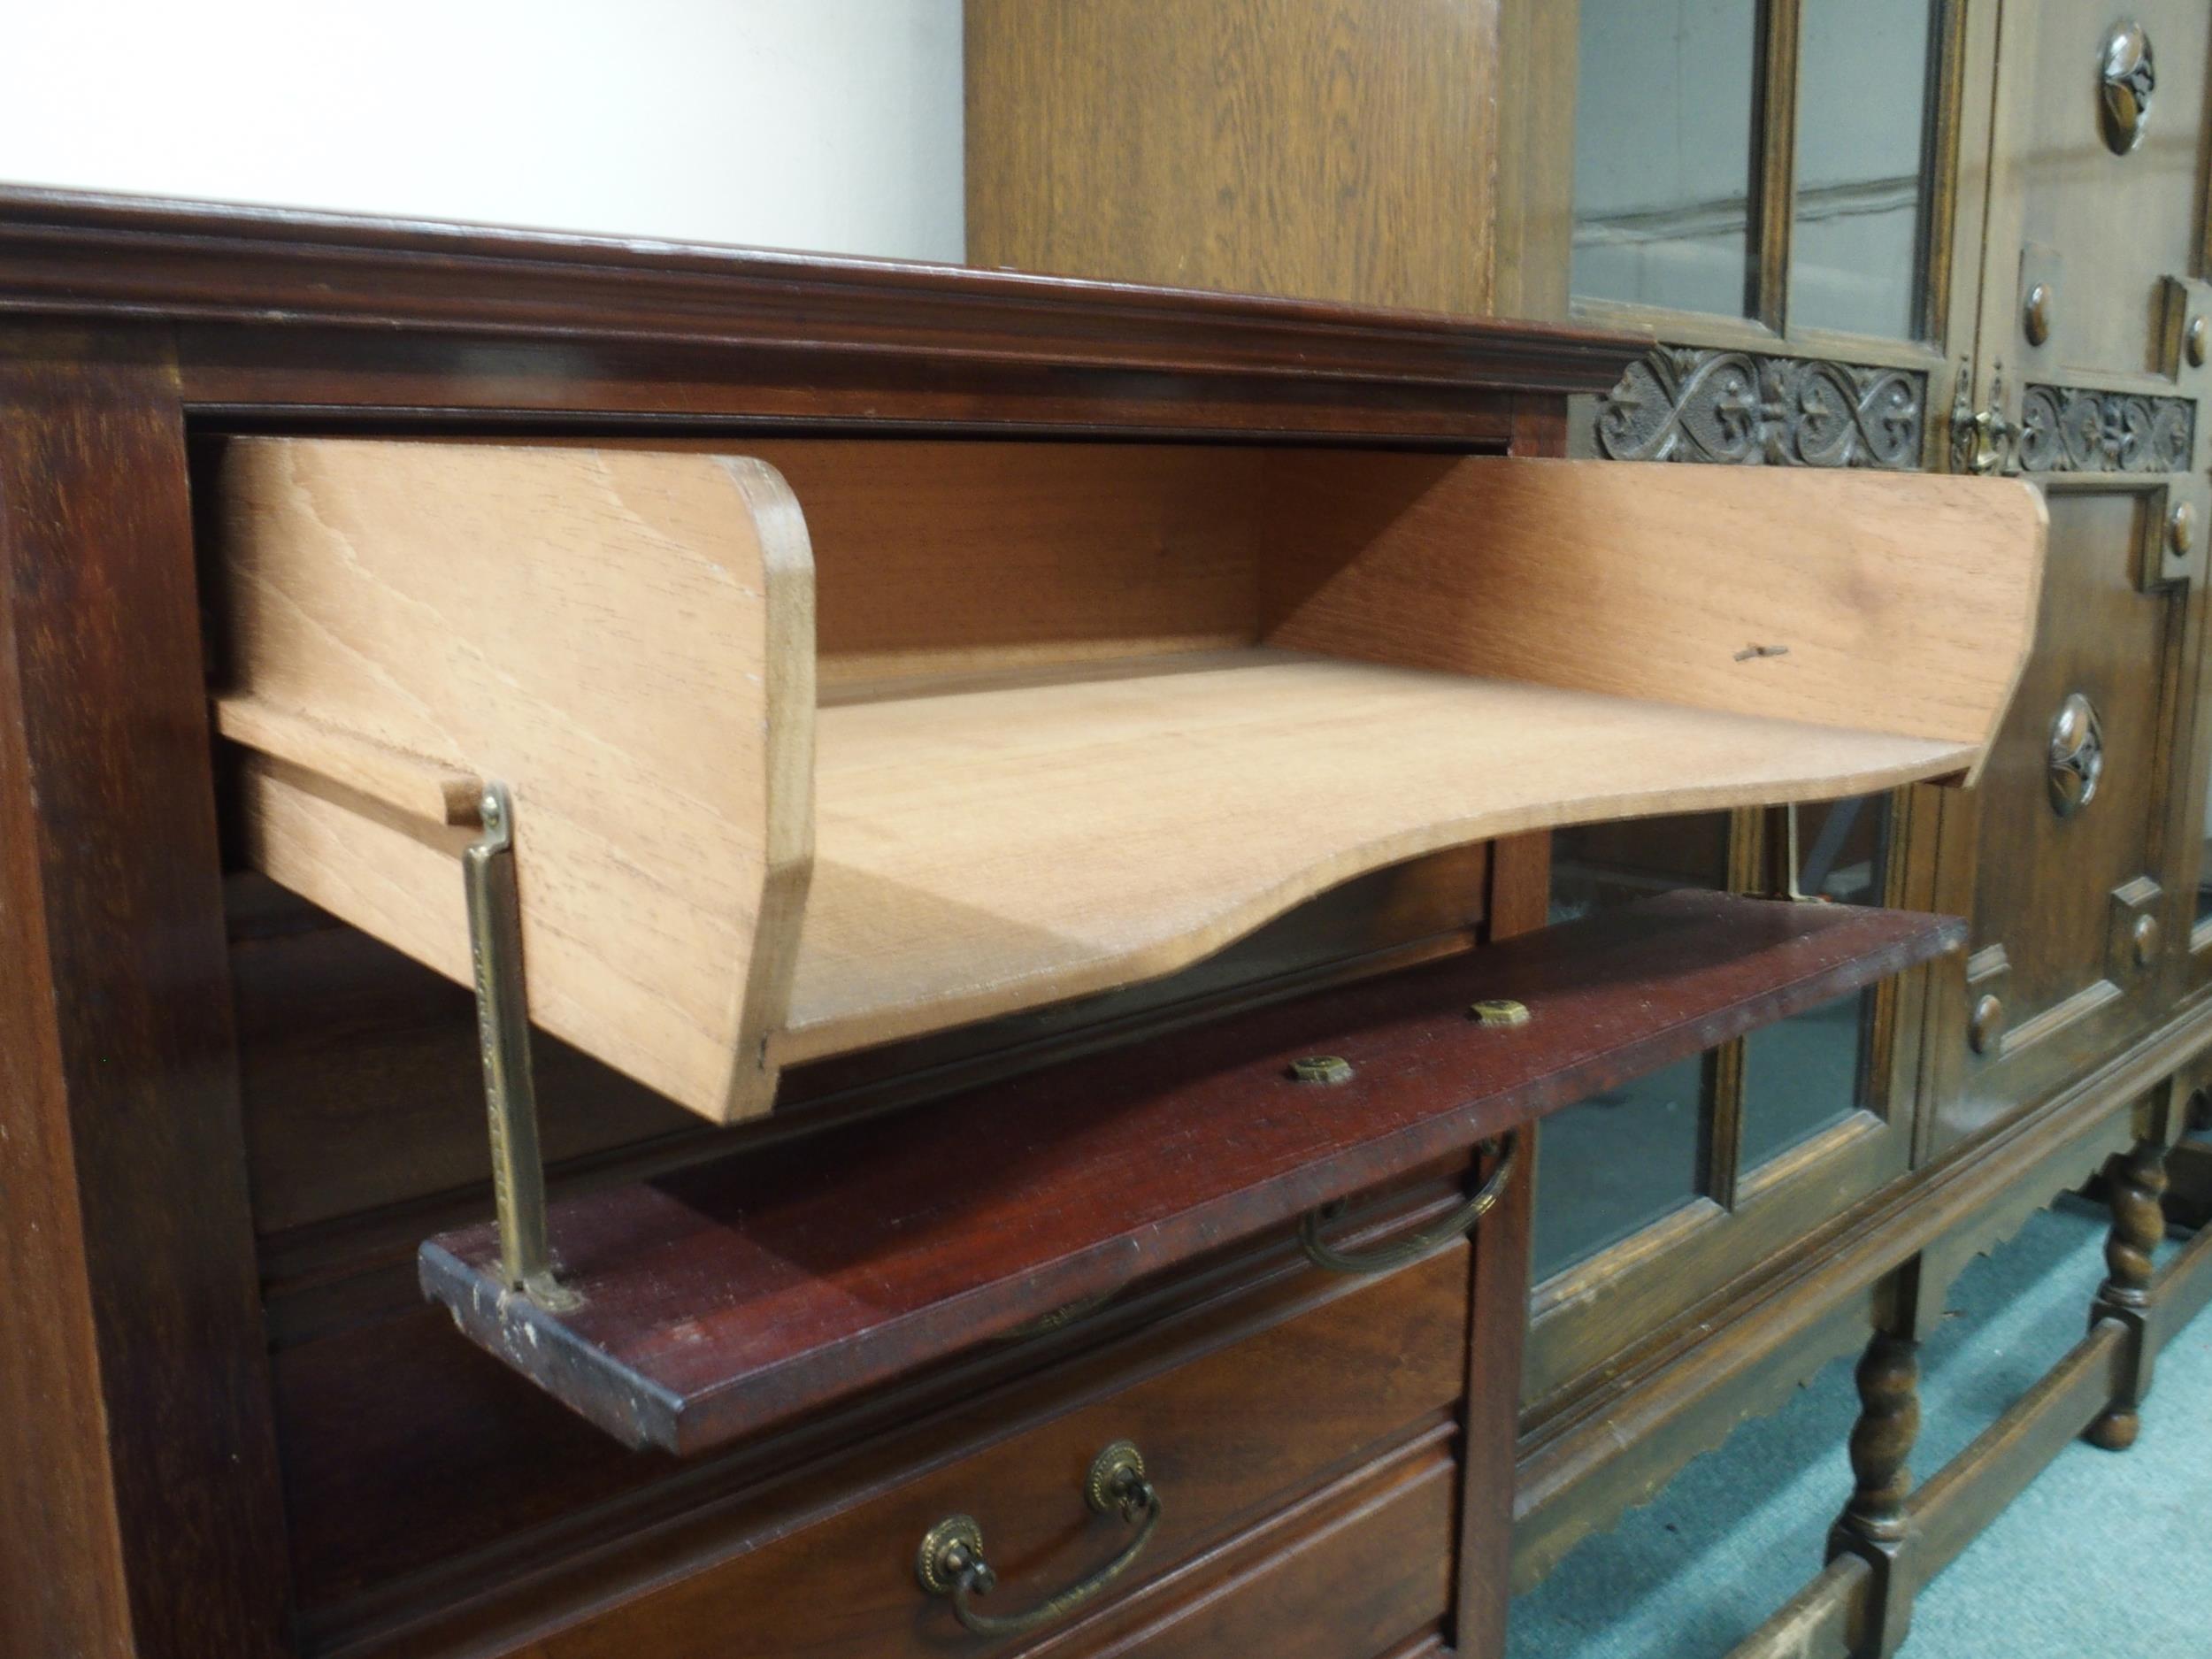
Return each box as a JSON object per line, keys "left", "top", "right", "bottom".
{"left": 219, "top": 445, "right": 2037, "bottom": 1104}
{"left": 0, "top": 340, "right": 290, "bottom": 1659}
{"left": 966, "top": 0, "right": 1497, "bottom": 314}
{"left": 787, "top": 649, "right": 1977, "bottom": 1063}
{"left": 424, "top": 892, "right": 1963, "bottom": 1454}
{"left": 216, "top": 437, "right": 815, "bottom": 1122}
{"left": 1264, "top": 453, "right": 2047, "bottom": 757}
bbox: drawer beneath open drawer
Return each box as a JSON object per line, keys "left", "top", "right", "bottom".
{"left": 205, "top": 437, "right": 2041, "bottom": 1123}
{"left": 291, "top": 1244, "right": 1469, "bottom": 1659}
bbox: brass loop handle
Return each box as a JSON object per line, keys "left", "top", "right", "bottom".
{"left": 917, "top": 1440, "right": 1163, "bottom": 1638}
{"left": 1299, "top": 1133, "right": 1520, "bottom": 1275}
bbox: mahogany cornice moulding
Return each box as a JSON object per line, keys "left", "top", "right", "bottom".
{"left": 0, "top": 185, "right": 1643, "bottom": 424}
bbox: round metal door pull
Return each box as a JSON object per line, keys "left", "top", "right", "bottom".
{"left": 1970, "top": 992, "right": 2005, "bottom": 1056}
{"left": 2047, "top": 692, "right": 2103, "bottom": 818}
{"left": 2101, "top": 21, "right": 2155, "bottom": 155}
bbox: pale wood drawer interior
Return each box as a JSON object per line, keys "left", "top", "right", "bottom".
{"left": 205, "top": 436, "right": 2045, "bottom": 1125}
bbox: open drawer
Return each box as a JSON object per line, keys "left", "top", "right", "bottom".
{"left": 210, "top": 437, "right": 2045, "bottom": 1122}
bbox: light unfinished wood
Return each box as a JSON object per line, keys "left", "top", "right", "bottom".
{"left": 217, "top": 438, "right": 814, "bottom": 1123}
{"left": 213, "top": 696, "right": 480, "bottom": 826}
{"left": 780, "top": 649, "right": 1977, "bottom": 1064}
{"left": 750, "top": 440, "right": 1268, "bottom": 686}
{"left": 1263, "top": 454, "right": 2047, "bottom": 771}
{"left": 217, "top": 441, "right": 2044, "bottom": 1119}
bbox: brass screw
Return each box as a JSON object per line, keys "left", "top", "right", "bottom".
{"left": 1470, "top": 998, "right": 1532, "bottom": 1028}
{"left": 2170, "top": 500, "right": 2195, "bottom": 555}
{"left": 2189, "top": 315, "right": 2208, "bottom": 367}
{"left": 1287, "top": 1055, "right": 1354, "bottom": 1085}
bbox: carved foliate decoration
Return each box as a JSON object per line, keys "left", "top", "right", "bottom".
{"left": 2017, "top": 383, "right": 2194, "bottom": 473}
{"left": 1594, "top": 347, "right": 1925, "bottom": 468}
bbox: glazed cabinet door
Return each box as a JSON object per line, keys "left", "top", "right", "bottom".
{"left": 1520, "top": 0, "right": 1989, "bottom": 1430}
{"left": 1932, "top": 3, "right": 2212, "bottom": 1153}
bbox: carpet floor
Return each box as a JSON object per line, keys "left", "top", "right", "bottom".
{"left": 1508, "top": 1194, "right": 2212, "bottom": 1658}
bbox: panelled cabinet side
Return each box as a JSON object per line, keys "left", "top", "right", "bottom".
{"left": 0, "top": 333, "right": 291, "bottom": 1658}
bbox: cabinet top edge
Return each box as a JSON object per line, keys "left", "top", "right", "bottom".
{"left": 0, "top": 185, "right": 1647, "bottom": 398}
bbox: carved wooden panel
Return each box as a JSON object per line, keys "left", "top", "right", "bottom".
{"left": 2017, "top": 385, "right": 2195, "bottom": 474}
{"left": 1594, "top": 347, "right": 1926, "bottom": 468}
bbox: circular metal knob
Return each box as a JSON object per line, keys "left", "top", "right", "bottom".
{"left": 2188, "top": 315, "right": 2208, "bottom": 368}
{"left": 2131, "top": 913, "right": 2161, "bottom": 969}
{"left": 2101, "top": 21, "right": 2154, "bottom": 155}
{"left": 2023, "top": 282, "right": 2054, "bottom": 346}
{"left": 2170, "top": 501, "right": 2195, "bottom": 555}
{"left": 1970, "top": 993, "right": 2005, "bottom": 1056}
{"left": 2047, "top": 693, "right": 2104, "bottom": 818}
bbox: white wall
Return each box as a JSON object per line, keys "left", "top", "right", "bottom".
{"left": 0, "top": 0, "right": 965, "bottom": 262}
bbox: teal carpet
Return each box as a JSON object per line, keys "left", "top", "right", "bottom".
{"left": 1508, "top": 1195, "right": 2212, "bottom": 1658}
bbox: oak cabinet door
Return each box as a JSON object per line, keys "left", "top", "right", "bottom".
{"left": 1934, "top": 3, "right": 2212, "bottom": 1153}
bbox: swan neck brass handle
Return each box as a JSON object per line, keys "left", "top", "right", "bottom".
{"left": 918, "top": 1440, "right": 1162, "bottom": 1637}
{"left": 1299, "top": 1133, "right": 1520, "bottom": 1275}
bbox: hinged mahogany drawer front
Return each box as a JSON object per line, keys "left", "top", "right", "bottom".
{"left": 503, "top": 1248, "right": 1467, "bottom": 1659}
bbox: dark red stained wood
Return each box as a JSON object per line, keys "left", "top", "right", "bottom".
{"left": 0, "top": 187, "right": 1639, "bottom": 396}
{"left": 423, "top": 893, "right": 1962, "bottom": 1456}
{"left": 0, "top": 334, "right": 290, "bottom": 1657}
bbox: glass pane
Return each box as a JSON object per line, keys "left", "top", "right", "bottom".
{"left": 1740, "top": 988, "right": 1871, "bottom": 1165}
{"left": 1532, "top": 1055, "right": 1709, "bottom": 1280}
{"left": 1739, "top": 795, "right": 1891, "bottom": 1167}
{"left": 1572, "top": 0, "right": 1762, "bottom": 317}
{"left": 1789, "top": 0, "right": 1938, "bottom": 339}
{"left": 1536, "top": 812, "right": 1730, "bottom": 1279}
{"left": 1549, "top": 811, "right": 1732, "bottom": 925}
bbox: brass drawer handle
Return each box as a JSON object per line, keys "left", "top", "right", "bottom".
{"left": 918, "top": 1440, "right": 1163, "bottom": 1637}
{"left": 1299, "top": 1133, "right": 1520, "bottom": 1275}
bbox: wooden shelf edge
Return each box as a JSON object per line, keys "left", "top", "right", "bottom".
{"left": 420, "top": 892, "right": 1963, "bottom": 1455}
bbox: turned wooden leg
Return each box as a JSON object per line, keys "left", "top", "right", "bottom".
{"left": 2085, "top": 1137, "right": 2169, "bottom": 1451}
{"left": 1838, "top": 1332, "right": 1920, "bottom": 1544}
{"left": 1828, "top": 1318, "right": 1922, "bottom": 1657}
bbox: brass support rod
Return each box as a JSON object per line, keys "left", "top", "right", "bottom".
{"left": 463, "top": 781, "right": 577, "bottom": 1310}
